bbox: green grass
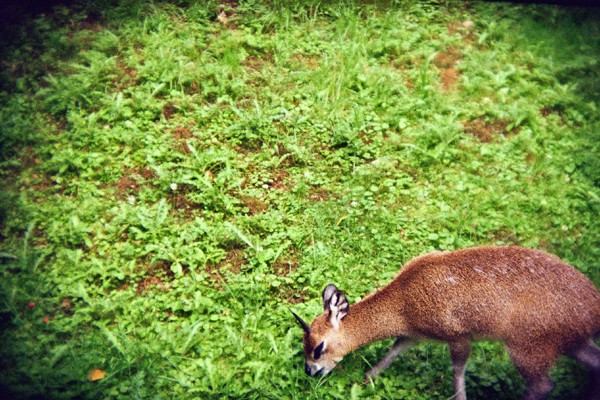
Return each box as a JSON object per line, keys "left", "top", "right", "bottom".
{"left": 1, "top": 1, "right": 599, "bottom": 399}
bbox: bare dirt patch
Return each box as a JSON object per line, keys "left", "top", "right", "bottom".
{"left": 462, "top": 117, "right": 521, "bottom": 143}
{"left": 169, "top": 185, "right": 204, "bottom": 218}
{"left": 172, "top": 126, "right": 192, "bottom": 140}
{"left": 59, "top": 297, "right": 75, "bottom": 316}
{"left": 216, "top": 248, "right": 245, "bottom": 274}
{"left": 241, "top": 195, "right": 267, "bottom": 215}
{"left": 29, "top": 173, "right": 55, "bottom": 192}
{"left": 434, "top": 47, "right": 462, "bottom": 90}
{"left": 113, "top": 167, "right": 157, "bottom": 200}
{"left": 288, "top": 54, "right": 320, "bottom": 71}
{"left": 243, "top": 55, "right": 269, "bottom": 71}
{"left": 170, "top": 126, "right": 193, "bottom": 154}
{"left": 115, "top": 172, "right": 143, "bottom": 195}
{"left": 137, "top": 276, "right": 172, "bottom": 295}
{"left": 273, "top": 250, "right": 299, "bottom": 277}
{"left": 140, "top": 167, "right": 158, "bottom": 180}
{"left": 447, "top": 20, "right": 477, "bottom": 44}
{"left": 284, "top": 290, "right": 309, "bottom": 304}
{"left": 112, "top": 59, "right": 139, "bottom": 92}
{"left": 440, "top": 67, "right": 460, "bottom": 90}
{"left": 136, "top": 259, "right": 176, "bottom": 295}
{"left": 271, "top": 169, "right": 291, "bottom": 190}
{"left": 205, "top": 248, "right": 246, "bottom": 290}
{"left": 309, "top": 187, "right": 332, "bottom": 202}
{"left": 163, "top": 103, "right": 177, "bottom": 121}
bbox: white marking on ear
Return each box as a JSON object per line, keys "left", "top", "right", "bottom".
{"left": 322, "top": 284, "right": 349, "bottom": 330}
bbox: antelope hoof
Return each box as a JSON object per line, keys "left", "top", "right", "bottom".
{"left": 364, "top": 370, "right": 378, "bottom": 384}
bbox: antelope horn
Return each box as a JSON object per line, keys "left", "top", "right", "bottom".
{"left": 289, "top": 308, "right": 311, "bottom": 334}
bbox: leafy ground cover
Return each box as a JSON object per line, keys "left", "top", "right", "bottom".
{"left": 1, "top": 1, "right": 599, "bottom": 399}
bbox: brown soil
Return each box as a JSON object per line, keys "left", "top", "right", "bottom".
{"left": 170, "top": 126, "right": 193, "bottom": 154}
{"left": 462, "top": 117, "right": 521, "bottom": 143}
{"left": 434, "top": 47, "right": 462, "bottom": 91}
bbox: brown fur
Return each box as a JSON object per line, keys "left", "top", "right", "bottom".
{"left": 295, "top": 246, "right": 600, "bottom": 400}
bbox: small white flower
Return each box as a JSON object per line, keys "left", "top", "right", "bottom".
{"left": 561, "top": 225, "right": 569, "bottom": 231}
{"left": 170, "top": 183, "right": 178, "bottom": 191}
{"left": 127, "top": 196, "right": 136, "bottom": 205}
{"left": 351, "top": 201, "right": 358, "bottom": 207}
{"left": 125, "top": 120, "right": 133, "bottom": 127}
{"left": 262, "top": 184, "right": 269, "bottom": 190}
{"left": 540, "top": 199, "right": 547, "bottom": 206}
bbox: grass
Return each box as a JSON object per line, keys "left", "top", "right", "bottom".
{"left": 1, "top": 0, "right": 599, "bottom": 399}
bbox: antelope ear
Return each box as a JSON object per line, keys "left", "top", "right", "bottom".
{"left": 322, "top": 284, "right": 349, "bottom": 330}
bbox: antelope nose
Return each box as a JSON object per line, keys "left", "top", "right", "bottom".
{"left": 305, "top": 363, "right": 312, "bottom": 376}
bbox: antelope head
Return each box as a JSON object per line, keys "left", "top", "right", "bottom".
{"left": 290, "top": 284, "right": 350, "bottom": 376}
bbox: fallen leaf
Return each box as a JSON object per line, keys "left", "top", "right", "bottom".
{"left": 217, "top": 11, "right": 228, "bottom": 25}
{"left": 88, "top": 369, "right": 106, "bottom": 381}
{"left": 462, "top": 21, "right": 474, "bottom": 28}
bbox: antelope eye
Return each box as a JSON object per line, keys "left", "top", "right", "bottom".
{"left": 313, "top": 341, "right": 325, "bottom": 360}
